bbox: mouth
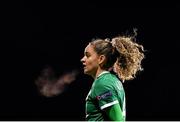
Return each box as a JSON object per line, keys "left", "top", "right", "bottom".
{"left": 83, "top": 64, "right": 86, "bottom": 69}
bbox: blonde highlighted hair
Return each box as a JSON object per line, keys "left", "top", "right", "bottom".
{"left": 90, "top": 33, "right": 145, "bottom": 82}
{"left": 111, "top": 36, "right": 144, "bottom": 82}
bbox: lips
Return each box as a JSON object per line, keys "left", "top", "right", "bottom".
{"left": 83, "top": 63, "right": 86, "bottom": 67}
{"left": 83, "top": 64, "right": 87, "bottom": 69}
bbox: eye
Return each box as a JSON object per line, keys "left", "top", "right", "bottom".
{"left": 85, "top": 52, "right": 91, "bottom": 58}
{"left": 86, "top": 54, "right": 90, "bottom": 58}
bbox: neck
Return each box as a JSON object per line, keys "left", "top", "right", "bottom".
{"left": 92, "top": 68, "right": 106, "bottom": 79}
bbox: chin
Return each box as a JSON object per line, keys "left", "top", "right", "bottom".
{"left": 84, "top": 69, "right": 91, "bottom": 75}
{"left": 84, "top": 70, "right": 89, "bottom": 74}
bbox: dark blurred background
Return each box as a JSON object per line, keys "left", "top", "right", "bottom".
{"left": 0, "top": 0, "right": 180, "bottom": 121}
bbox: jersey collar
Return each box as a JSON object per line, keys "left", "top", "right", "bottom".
{"left": 96, "top": 71, "right": 109, "bottom": 79}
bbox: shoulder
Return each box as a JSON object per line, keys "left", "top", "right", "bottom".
{"left": 91, "top": 73, "right": 122, "bottom": 100}
{"left": 94, "top": 73, "right": 119, "bottom": 89}
{"left": 101, "top": 73, "right": 119, "bottom": 83}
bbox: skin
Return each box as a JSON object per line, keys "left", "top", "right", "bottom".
{"left": 81, "top": 43, "right": 106, "bottom": 79}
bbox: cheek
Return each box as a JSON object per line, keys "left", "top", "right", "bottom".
{"left": 87, "top": 59, "right": 98, "bottom": 68}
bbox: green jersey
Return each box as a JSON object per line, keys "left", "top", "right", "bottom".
{"left": 85, "top": 71, "right": 126, "bottom": 121}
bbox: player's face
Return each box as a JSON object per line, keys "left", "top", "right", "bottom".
{"left": 81, "top": 44, "right": 99, "bottom": 76}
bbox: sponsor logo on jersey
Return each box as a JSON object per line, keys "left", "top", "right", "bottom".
{"left": 96, "top": 91, "right": 112, "bottom": 100}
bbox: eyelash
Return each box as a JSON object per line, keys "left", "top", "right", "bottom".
{"left": 86, "top": 54, "right": 90, "bottom": 58}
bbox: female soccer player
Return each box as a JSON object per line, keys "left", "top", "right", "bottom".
{"left": 81, "top": 34, "right": 145, "bottom": 121}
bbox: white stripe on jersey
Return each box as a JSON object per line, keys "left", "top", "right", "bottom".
{"left": 100, "top": 100, "right": 119, "bottom": 110}
{"left": 122, "top": 96, "right": 126, "bottom": 117}
{"left": 86, "top": 90, "right": 91, "bottom": 101}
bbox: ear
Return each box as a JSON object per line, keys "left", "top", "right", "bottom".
{"left": 98, "top": 55, "right": 106, "bottom": 65}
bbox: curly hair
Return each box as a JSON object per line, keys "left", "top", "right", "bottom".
{"left": 90, "top": 35, "right": 145, "bottom": 82}
{"left": 111, "top": 36, "right": 145, "bottom": 82}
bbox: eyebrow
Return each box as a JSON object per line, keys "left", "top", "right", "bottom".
{"left": 84, "top": 52, "right": 90, "bottom": 55}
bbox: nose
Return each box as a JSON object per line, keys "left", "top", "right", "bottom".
{"left": 81, "top": 56, "right": 85, "bottom": 63}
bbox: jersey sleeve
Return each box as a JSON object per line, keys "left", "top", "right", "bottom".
{"left": 106, "top": 103, "right": 124, "bottom": 121}
{"left": 94, "top": 80, "right": 119, "bottom": 110}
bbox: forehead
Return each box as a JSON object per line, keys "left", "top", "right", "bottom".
{"left": 84, "top": 44, "right": 94, "bottom": 52}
